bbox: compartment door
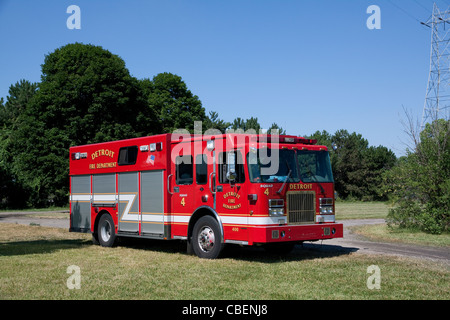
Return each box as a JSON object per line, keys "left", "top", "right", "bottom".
{"left": 141, "top": 170, "right": 165, "bottom": 237}
{"left": 118, "top": 172, "right": 139, "bottom": 233}
{"left": 70, "top": 175, "right": 91, "bottom": 232}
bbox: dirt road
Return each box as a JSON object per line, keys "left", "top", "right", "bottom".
{"left": 1, "top": 211, "right": 449, "bottom": 264}
{"left": 306, "top": 219, "right": 450, "bottom": 265}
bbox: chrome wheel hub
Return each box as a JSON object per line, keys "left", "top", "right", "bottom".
{"left": 198, "top": 226, "right": 215, "bottom": 252}
{"left": 101, "top": 220, "right": 111, "bottom": 242}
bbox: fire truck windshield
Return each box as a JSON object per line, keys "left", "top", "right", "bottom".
{"left": 247, "top": 149, "right": 300, "bottom": 183}
{"left": 297, "top": 150, "right": 334, "bottom": 183}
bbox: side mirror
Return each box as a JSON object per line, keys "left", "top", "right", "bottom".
{"left": 226, "top": 152, "right": 237, "bottom": 182}
{"left": 331, "top": 142, "right": 338, "bottom": 151}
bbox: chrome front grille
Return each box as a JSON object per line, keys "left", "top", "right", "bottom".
{"left": 286, "top": 191, "right": 316, "bottom": 224}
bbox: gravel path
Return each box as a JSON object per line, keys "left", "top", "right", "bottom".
{"left": 304, "top": 219, "right": 450, "bottom": 265}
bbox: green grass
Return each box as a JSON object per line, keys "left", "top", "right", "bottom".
{"left": 351, "top": 224, "right": 450, "bottom": 248}
{"left": 0, "top": 207, "right": 69, "bottom": 219}
{"left": 0, "top": 224, "right": 448, "bottom": 300}
{"left": 0, "top": 206, "right": 69, "bottom": 213}
{"left": 335, "top": 201, "right": 390, "bottom": 220}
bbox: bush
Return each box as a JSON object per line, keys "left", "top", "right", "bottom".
{"left": 384, "top": 119, "right": 449, "bottom": 235}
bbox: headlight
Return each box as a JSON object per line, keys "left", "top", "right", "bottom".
{"left": 319, "top": 198, "right": 334, "bottom": 214}
{"left": 268, "top": 199, "right": 284, "bottom": 216}
{"left": 269, "top": 208, "right": 284, "bottom": 216}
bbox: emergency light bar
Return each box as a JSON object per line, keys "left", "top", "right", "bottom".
{"left": 140, "top": 142, "right": 163, "bottom": 152}
{"left": 251, "top": 136, "right": 317, "bottom": 145}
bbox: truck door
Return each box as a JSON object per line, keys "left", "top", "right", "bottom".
{"left": 170, "top": 154, "right": 195, "bottom": 232}
{"left": 215, "top": 149, "right": 248, "bottom": 242}
{"left": 194, "top": 152, "right": 214, "bottom": 210}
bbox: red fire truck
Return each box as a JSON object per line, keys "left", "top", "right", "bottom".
{"left": 69, "top": 133, "right": 343, "bottom": 258}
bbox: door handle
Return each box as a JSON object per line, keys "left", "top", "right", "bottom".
{"left": 167, "top": 174, "right": 174, "bottom": 195}
{"left": 209, "top": 172, "right": 216, "bottom": 194}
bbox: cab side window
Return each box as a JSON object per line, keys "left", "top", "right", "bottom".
{"left": 176, "top": 155, "right": 193, "bottom": 185}
{"left": 218, "top": 151, "right": 245, "bottom": 184}
{"left": 195, "top": 154, "right": 208, "bottom": 185}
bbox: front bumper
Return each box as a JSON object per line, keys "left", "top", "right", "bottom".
{"left": 249, "top": 223, "right": 343, "bottom": 245}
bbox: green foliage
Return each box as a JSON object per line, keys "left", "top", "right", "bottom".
{"left": 267, "top": 122, "right": 286, "bottom": 135}
{"left": 228, "top": 116, "right": 285, "bottom": 135}
{"left": 2, "top": 43, "right": 150, "bottom": 207}
{"left": 141, "top": 72, "right": 206, "bottom": 134}
{"left": 384, "top": 119, "right": 449, "bottom": 234}
{"left": 0, "top": 80, "right": 38, "bottom": 127}
{"left": 0, "top": 80, "right": 38, "bottom": 208}
{"left": 203, "top": 111, "right": 231, "bottom": 133}
{"left": 229, "top": 116, "right": 261, "bottom": 133}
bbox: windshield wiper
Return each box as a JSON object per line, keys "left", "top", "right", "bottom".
{"left": 306, "top": 167, "right": 325, "bottom": 194}
{"left": 277, "top": 160, "right": 292, "bottom": 194}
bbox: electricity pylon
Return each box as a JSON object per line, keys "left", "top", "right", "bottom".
{"left": 421, "top": 2, "right": 450, "bottom": 130}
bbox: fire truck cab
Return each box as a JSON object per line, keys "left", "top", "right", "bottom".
{"left": 69, "top": 133, "right": 343, "bottom": 259}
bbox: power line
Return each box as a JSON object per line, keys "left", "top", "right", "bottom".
{"left": 414, "top": 0, "right": 432, "bottom": 13}
{"left": 386, "top": 0, "right": 423, "bottom": 23}
{"left": 387, "top": 0, "right": 435, "bottom": 30}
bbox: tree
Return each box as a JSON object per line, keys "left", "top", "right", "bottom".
{"left": 267, "top": 123, "right": 286, "bottom": 135}
{"left": 307, "top": 130, "right": 332, "bottom": 149}
{"left": 0, "top": 80, "right": 38, "bottom": 208}
{"left": 2, "top": 80, "right": 38, "bottom": 126}
{"left": 142, "top": 72, "right": 206, "bottom": 133}
{"left": 328, "top": 129, "right": 369, "bottom": 199}
{"left": 229, "top": 117, "right": 260, "bottom": 133}
{"left": 4, "top": 43, "right": 148, "bottom": 207}
{"left": 362, "top": 145, "right": 396, "bottom": 201}
{"left": 203, "top": 111, "right": 231, "bottom": 133}
{"left": 384, "top": 119, "right": 449, "bottom": 234}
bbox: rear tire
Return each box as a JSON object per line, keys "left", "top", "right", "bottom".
{"left": 98, "top": 214, "right": 117, "bottom": 247}
{"left": 191, "top": 216, "right": 224, "bottom": 259}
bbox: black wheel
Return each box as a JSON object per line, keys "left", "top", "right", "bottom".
{"left": 97, "top": 214, "right": 117, "bottom": 247}
{"left": 191, "top": 216, "right": 224, "bottom": 259}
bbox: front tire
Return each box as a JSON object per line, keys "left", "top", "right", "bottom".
{"left": 98, "top": 214, "right": 117, "bottom": 247}
{"left": 191, "top": 216, "right": 224, "bottom": 259}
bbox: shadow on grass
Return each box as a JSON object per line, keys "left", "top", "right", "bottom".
{"left": 0, "top": 239, "right": 91, "bottom": 257}
{"left": 118, "top": 237, "right": 358, "bottom": 263}
{"left": 0, "top": 236, "right": 358, "bottom": 262}
{"left": 222, "top": 243, "right": 358, "bottom": 263}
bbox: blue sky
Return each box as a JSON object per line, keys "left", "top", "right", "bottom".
{"left": 0, "top": 0, "right": 445, "bottom": 156}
